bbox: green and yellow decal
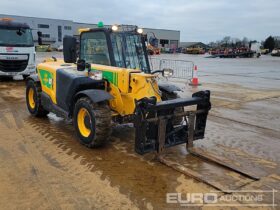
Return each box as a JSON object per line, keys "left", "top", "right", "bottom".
{"left": 102, "top": 71, "right": 118, "bottom": 86}
{"left": 92, "top": 68, "right": 118, "bottom": 86}
{"left": 39, "top": 70, "right": 54, "bottom": 89}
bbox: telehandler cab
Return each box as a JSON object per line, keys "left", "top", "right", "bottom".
{"left": 26, "top": 24, "right": 211, "bottom": 155}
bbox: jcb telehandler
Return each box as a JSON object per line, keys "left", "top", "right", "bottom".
{"left": 25, "top": 24, "right": 211, "bottom": 155}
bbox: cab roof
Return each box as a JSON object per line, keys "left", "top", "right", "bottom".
{"left": 0, "top": 20, "right": 30, "bottom": 29}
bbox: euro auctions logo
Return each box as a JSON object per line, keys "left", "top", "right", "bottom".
{"left": 167, "top": 192, "right": 218, "bottom": 206}
{"left": 166, "top": 190, "right": 277, "bottom": 207}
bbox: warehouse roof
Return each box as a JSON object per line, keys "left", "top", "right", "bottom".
{"left": 0, "top": 20, "right": 30, "bottom": 29}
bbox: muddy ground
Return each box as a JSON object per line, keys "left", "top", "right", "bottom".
{"left": 0, "top": 53, "right": 279, "bottom": 209}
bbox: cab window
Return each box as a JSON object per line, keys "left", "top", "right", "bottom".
{"left": 80, "top": 32, "right": 110, "bottom": 65}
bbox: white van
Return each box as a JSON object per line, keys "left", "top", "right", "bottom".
{"left": 0, "top": 19, "right": 35, "bottom": 79}
{"left": 250, "top": 42, "right": 261, "bottom": 58}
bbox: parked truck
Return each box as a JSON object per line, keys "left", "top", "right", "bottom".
{"left": 0, "top": 18, "right": 36, "bottom": 79}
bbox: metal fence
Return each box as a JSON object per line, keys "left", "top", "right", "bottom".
{"left": 149, "top": 57, "right": 194, "bottom": 80}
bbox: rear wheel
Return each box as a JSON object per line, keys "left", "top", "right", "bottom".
{"left": 73, "top": 97, "right": 112, "bottom": 147}
{"left": 26, "top": 80, "right": 49, "bottom": 117}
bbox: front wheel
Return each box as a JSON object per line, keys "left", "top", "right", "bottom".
{"left": 26, "top": 80, "right": 49, "bottom": 117}
{"left": 23, "top": 75, "right": 30, "bottom": 80}
{"left": 73, "top": 97, "right": 112, "bottom": 148}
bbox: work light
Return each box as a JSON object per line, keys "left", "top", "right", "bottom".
{"left": 163, "top": 68, "right": 174, "bottom": 77}
{"left": 89, "top": 70, "right": 103, "bottom": 80}
{"left": 137, "top": 28, "right": 143, "bottom": 34}
{"left": 112, "top": 25, "right": 118, "bottom": 31}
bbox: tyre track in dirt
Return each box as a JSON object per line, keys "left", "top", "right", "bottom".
{"left": 0, "top": 82, "right": 140, "bottom": 210}
{"left": 0, "top": 113, "right": 61, "bottom": 209}
{"left": 19, "top": 115, "right": 140, "bottom": 209}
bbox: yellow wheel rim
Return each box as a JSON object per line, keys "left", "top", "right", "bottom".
{"left": 28, "top": 88, "right": 35, "bottom": 109}
{"left": 77, "top": 108, "right": 92, "bottom": 137}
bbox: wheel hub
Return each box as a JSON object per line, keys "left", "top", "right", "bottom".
{"left": 28, "top": 88, "right": 35, "bottom": 109}
{"left": 77, "top": 108, "right": 92, "bottom": 137}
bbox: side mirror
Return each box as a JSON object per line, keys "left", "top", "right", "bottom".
{"left": 37, "top": 31, "right": 42, "bottom": 45}
{"left": 77, "top": 59, "right": 86, "bottom": 71}
{"left": 63, "top": 36, "right": 77, "bottom": 63}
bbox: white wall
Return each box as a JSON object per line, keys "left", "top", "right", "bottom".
{"left": 0, "top": 14, "right": 180, "bottom": 48}
{"left": 143, "top": 28, "right": 180, "bottom": 48}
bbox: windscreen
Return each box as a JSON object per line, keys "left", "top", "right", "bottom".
{"left": 0, "top": 28, "right": 34, "bottom": 47}
{"left": 111, "top": 33, "right": 150, "bottom": 72}
{"left": 80, "top": 31, "right": 111, "bottom": 66}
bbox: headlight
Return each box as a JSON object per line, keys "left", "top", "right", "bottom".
{"left": 112, "top": 25, "right": 118, "bottom": 31}
{"left": 137, "top": 28, "right": 143, "bottom": 34}
{"left": 163, "top": 68, "right": 174, "bottom": 77}
{"left": 89, "top": 70, "right": 103, "bottom": 80}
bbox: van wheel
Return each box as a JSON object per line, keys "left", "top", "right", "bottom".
{"left": 73, "top": 97, "right": 112, "bottom": 147}
{"left": 26, "top": 80, "right": 49, "bottom": 117}
{"left": 23, "top": 75, "right": 29, "bottom": 80}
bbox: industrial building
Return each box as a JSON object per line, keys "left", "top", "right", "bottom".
{"left": 179, "top": 42, "right": 209, "bottom": 50}
{"left": 0, "top": 14, "right": 180, "bottom": 48}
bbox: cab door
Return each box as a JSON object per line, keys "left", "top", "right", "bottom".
{"left": 80, "top": 29, "right": 114, "bottom": 66}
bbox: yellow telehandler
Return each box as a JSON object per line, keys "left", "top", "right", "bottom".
{"left": 26, "top": 24, "right": 211, "bottom": 153}
{"left": 26, "top": 24, "right": 259, "bottom": 191}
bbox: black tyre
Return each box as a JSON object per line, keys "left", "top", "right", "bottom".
{"left": 26, "top": 80, "right": 49, "bottom": 117}
{"left": 161, "top": 91, "right": 183, "bottom": 125}
{"left": 0, "top": 76, "right": 13, "bottom": 81}
{"left": 23, "top": 75, "right": 29, "bottom": 80}
{"left": 73, "top": 97, "right": 112, "bottom": 148}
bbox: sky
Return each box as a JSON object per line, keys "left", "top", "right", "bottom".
{"left": 1, "top": 0, "right": 279, "bottom": 42}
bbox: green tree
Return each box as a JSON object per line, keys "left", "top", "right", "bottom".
{"left": 263, "top": 36, "right": 275, "bottom": 52}
{"left": 242, "top": 37, "right": 249, "bottom": 47}
{"left": 275, "top": 38, "right": 280, "bottom": 48}
{"left": 222, "top": 36, "right": 231, "bottom": 47}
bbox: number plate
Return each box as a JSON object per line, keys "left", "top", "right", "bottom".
{"left": 0, "top": 54, "right": 28, "bottom": 60}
